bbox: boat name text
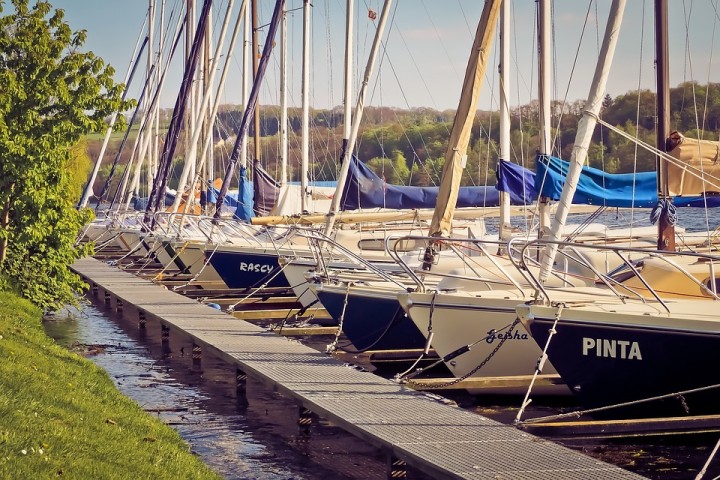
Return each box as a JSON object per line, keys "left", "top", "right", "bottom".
{"left": 486, "top": 329, "right": 529, "bottom": 344}
{"left": 239, "top": 262, "right": 274, "bottom": 273}
{"left": 582, "top": 337, "right": 642, "bottom": 360}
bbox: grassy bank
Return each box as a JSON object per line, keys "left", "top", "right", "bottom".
{"left": 0, "top": 291, "right": 221, "bottom": 479}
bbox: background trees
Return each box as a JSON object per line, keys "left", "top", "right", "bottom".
{"left": 0, "top": 0, "right": 131, "bottom": 310}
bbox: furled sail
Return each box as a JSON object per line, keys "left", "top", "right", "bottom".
{"left": 252, "top": 160, "right": 280, "bottom": 217}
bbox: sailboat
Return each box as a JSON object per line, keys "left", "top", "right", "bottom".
{"left": 518, "top": 0, "right": 720, "bottom": 417}
{"left": 395, "top": 0, "right": 641, "bottom": 395}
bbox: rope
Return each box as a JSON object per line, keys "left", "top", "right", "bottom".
{"left": 225, "top": 261, "right": 291, "bottom": 313}
{"left": 696, "top": 436, "right": 720, "bottom": 480}
{"left": 153, "top": 240, "right": 190, "bottom": 281}
{"left": 515, "top": 302, "right": 564, "bottom": 424}
{"left": 394, "top": 291, "right": 437, "bottom": 380}
{"left": 172, "top": 243, "right": 219, "bottom": 290}
{"left": 325, "top": 282, "right": 352, "bottom": 354}
{"left": 650, "top": 198, "right": 678, "bottom": 226}
{"left": 519, "top": 381, "right": 720, "bottom": 425}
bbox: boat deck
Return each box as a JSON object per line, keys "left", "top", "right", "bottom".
{"left": 72, "top": 256, "right": 643, "bottom": 479}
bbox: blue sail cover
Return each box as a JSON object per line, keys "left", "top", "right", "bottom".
{"left": 496, "top": 159, "right": 537, "bottom": 204}
{"left": 206, "top": 166, "right": 254, "bottom": 221}
{"left": 536, "top": 155, "right": 658, "bottom": 208}
{"left": 236, "top": 166, "right": 255, "bottom": 221}
{"left": 535, "top": 155, "right": 720, "bottom": 208}
{"left": 339, "top": 156, "right": 502, "bottom": 210}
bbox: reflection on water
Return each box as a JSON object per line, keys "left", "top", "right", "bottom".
{"left": 43, "top": 302, "right": 372, "bottom": 480}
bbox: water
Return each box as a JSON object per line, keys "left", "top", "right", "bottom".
{"left": 43, "top": 302, "right": 399, "bottom": 480}
{"left": 484, "top": 205, "right": 719, "bottom": 234}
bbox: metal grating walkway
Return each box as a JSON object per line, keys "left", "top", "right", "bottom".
{"left": 72, "top": 256, "right": 644, "bottom": 480}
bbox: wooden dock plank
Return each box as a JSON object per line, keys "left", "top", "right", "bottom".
{"left": 72, "top": 256, "right": 644, "bottom": 480}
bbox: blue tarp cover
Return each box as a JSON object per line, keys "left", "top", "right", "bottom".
{"left": 536, "top": 155, "right": 658, "bottom": 208}
{"left": 206, "top": 166, "right": 254, "bottom": 221}
{"left": 534, "top": 154, "right": 720, "bottom": 208}
{"left": 339, "top": 156, "right": 502, "bottom": 210}
{"left": 496, "top": 159, "right": 538, "bottom": 204}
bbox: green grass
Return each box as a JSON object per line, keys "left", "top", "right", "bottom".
{"left": 0, "top": 291, "right": 221, "bottom": 479}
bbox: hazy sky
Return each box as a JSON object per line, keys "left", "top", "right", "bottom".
{"left": 40, "top": 1, "right": 720, "bottom": 111}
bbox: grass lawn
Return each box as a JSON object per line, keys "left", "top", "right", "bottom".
{"left": 0, "top": 291, "right": 221, "bottom": 479}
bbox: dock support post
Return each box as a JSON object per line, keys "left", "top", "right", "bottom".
{"left": 91, "top": 283, "right": 98, "bottom": 297}
{"left": 297, "top": 406, "right": 313, "bottom": 443}
{"left": 104, "top": 291, "right": 111, "bottom": 306}
{"left": 138, "top": 310, "right": 146, "bottom": 330}
{"left": 235, "top": 367, "right": 248, "bottom": 407}
{"left": 191, "top": 343, "right": 202, "bottom": 372}
{"left": 161, "top": 324, "right": 170, "bottom": 356}
{"left": 387, "top": 454, "right": 407, "bottom": 479}
{"left": 116, "top": 298, "right": 123, "bottom": 313}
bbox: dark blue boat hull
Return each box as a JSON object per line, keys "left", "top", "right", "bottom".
{"left": 316, "top": 287, "right": 425, "bottom": 352}
{"left": 206, "top": 250, "right": 290, "bottom": 289}
{"left": 526, "top": 315, "right": 720, "bottom": 417}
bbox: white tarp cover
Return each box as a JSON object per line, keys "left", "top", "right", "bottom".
{"left": 667, "top": 131, "right": 720, "bottom": 196}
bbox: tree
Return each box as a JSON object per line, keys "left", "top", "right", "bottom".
{"left": 0, "top": 0, "right": 132, "bottom": 310}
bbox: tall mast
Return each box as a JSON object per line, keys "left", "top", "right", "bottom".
{"left": 323, "top": 0, "right": 394, "bottom": 235}
{"left": 213, "top": 0, "right": 286, "bottom": 217}
{"left": 171, "top": 0, "right": 237, "bottom": 213}
{"left": 279, "top": 4, "right": 288, "bottom": 186}
{"left": 538, "top": 0, "right": 626, "bottom": 283}
{"left": 655, "top": 0, "right": 675, "bottom": 250}
{"left": 241, "top": 0, "right": 250, "bottom": 168}
{"left": 341, "top": 0, "right": 354, "bottom": 157}
{"left": 252, "top": 0, "right": 261, "bottom": 162}
{"left": 497, "top": 0, "right": 511, "bottom": 241}
{"left": 78, "top": 21, "right": 148, "bottom": 208}
{"left": 301, "top": 0, "right": 311, "bottom": 212}
{"left": 537, "top": 0, "right": 552, "bottom": 237}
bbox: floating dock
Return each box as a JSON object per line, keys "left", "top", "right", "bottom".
{"left": 72, "top": 256, "right": 643, "bottom": 479}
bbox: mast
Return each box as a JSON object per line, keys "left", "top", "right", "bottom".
{"left": 301, "top": 0, "right": 311, "bottom": 212}
{"left": 144, "top": 0, "right": 213, "bottom": 225}
{"left": 241, "top": 0, "right": 250, "bottom": 169}
{"left": 78, "top": 27, "right": 148, "bottom": 208}
{"left": 341, "top": 0, "right": 354, "bottom": 157}
{"left": 497, "top": 0, "right": 511, "bottom": 241}
{"left": 537, "top": 0, "right": 552, "bottom": 237}
{"left": 252, "top": 0, "right": 261, "bottom": 162}
{"left": 323, "top": 0, "right": 394, "bottom": 235}
{"left": 213, "top": 0, "right": 286, "bottom": 218}
{"left": 279, "top": 4, "right": 288, "bottom": 186}
{"left": 184, "top": 0, "right": 249, "bottom": 215}
{"left": 170, "top": 0, "right": 237, "bottom": 213}
{"left": 425, "top": 0, "right": 502, "bottom": 239}
{"left": 538, "top": 0, "right": 626, "bottom": 283}
{"left": 145, "top": 0, "right": 156, "bottom": 199}
{"left": 655, "top": 0, "right": 675, "bottom": 250}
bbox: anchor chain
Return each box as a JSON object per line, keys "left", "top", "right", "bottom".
{"left": 326, "top": 282, "right": 352, "bottom": 353}
{"left": 401, "top": 318, "right": 520, "bottom": 390}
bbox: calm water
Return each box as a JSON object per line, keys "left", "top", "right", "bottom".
{"left": 483, "top": 205, "right": 720, "bottom": 234}
{"left": 44, "top": 302, "right": 400, "bottom": 480}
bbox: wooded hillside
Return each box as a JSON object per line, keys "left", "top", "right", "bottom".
{"left": 90, "top": 81, "right": 720, "bottom": 194}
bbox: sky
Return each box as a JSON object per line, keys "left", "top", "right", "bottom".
{"left": 32, "top": 1, "right": 720, "bottom": 112}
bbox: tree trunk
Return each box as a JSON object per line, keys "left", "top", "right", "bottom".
{"left": 0, "top": 191, "right": 12, "bottom": 266}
